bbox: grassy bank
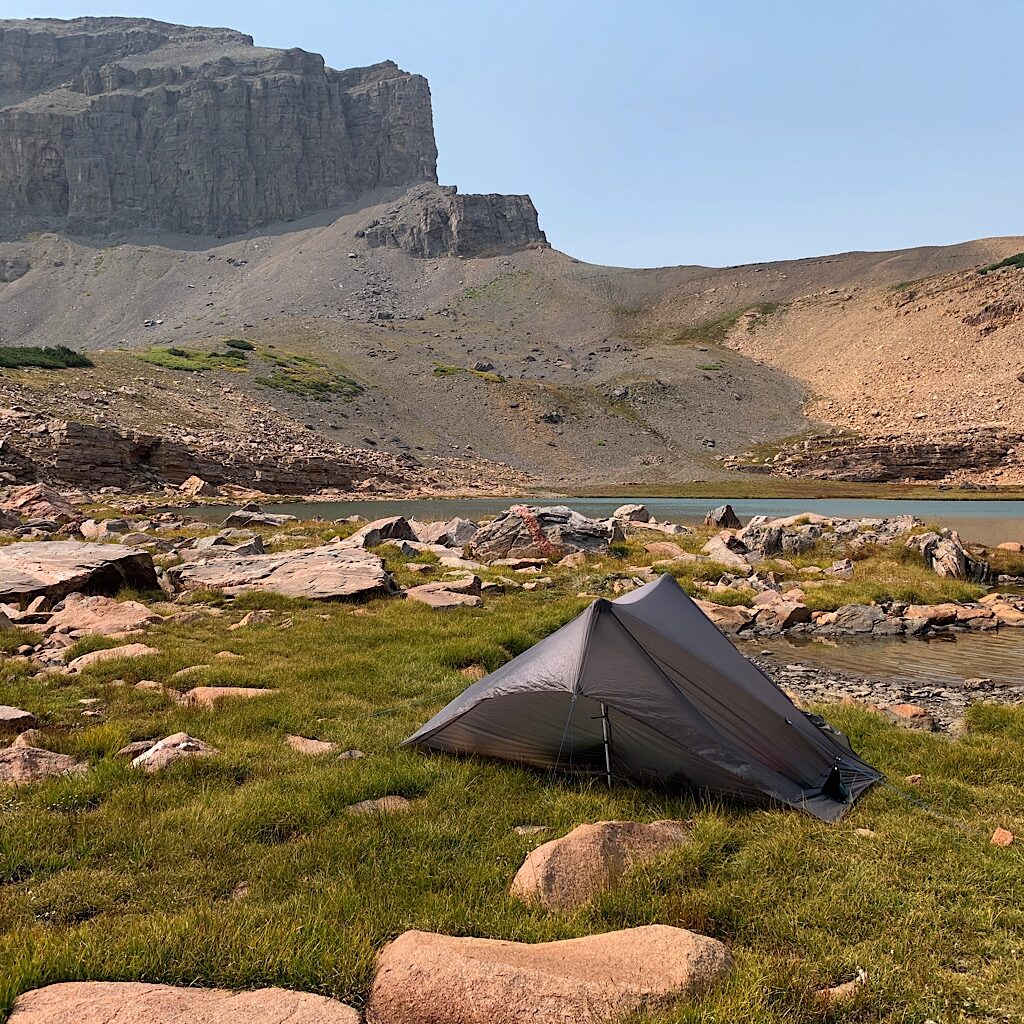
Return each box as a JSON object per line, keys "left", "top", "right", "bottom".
{"left": 1, "top": 571, "right": 1023, "bottom": 1022}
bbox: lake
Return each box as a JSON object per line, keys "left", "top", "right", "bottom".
{"left": 184, "top": 496, "right": 1024, "bottom": 547}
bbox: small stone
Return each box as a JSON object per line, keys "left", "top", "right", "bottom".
{"left": 346, "top": 795, "right": 411, "bottom": 815}
{"left": 991, "top": 827, "right": 1014, "bottom": 847}
{"left": 285, "top": 734, "right": 338, "bottom": 756}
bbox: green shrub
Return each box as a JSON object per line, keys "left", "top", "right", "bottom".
{"left": 224, "top": 338, "right": 255, "bottom": 351}
{"left": 978, "top": 252, "right": 1024, "bottom": 274}
{"left": 0, "top": 346, "right": 93, "bottom": 370}
{"left": 137, "top": 347, "right": 248, "bottom": 372}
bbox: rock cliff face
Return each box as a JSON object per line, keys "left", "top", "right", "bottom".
{"left": 0, "top": 17, "right": 439, "bottom": 236}
{"left": 361, "top": 185, "right": 547, "bottom": 258}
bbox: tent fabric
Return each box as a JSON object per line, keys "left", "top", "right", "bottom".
{"left": 403, "top": 574, "right": 882, "bottom": 821}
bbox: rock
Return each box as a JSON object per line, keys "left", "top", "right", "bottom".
{"left": 67, "top": 643, "right": 158, "bottom": 673}
{"left": 405, "top": 580, "right": 483, "bottom": 609}
{"left": 0, "top": 705, "right": 36, "bottom": 735}
{"left": 286, "top": 734, "right": 338, "bottom": 755}
{"left": 471, "top": 505, "right": 622, "bottom": 561}
{"left": 169, "top": 544, "right": 397, "bottom": 600}
{"left": 754, "top": 598, "right": 812, "bottom": 630}
{"left": 883, "top": 704, "right": 937, "bottom": 731}
{"left": 180, "top": 475, "right": 217, "bottom": 497}
{"left": 0, "top": 17, "right": 439, "bottom": 238}
{"left": 365, "top": 925, "right": 733, "bottom": 1024}
{"left": 362, "top": 185, "right": 546, "bottom": 258}
{"left": 815, "top": 969, "right": 868, "bottom": 1006}
{"left": 0, "top": 541, "right": 158, "bottom": 604}
{"left": 228, "top": 610, "right": 275, "bottom": 630}
{"left": 694, "top": 599, "right": 753, "bottom": 634}
{"left": 612, "top": 503, "right": 652, "bottom": 523}
{"left": 556, "top": 550, "right": 588, "bottom": 568}
{"left": 510, "top": 820, "right": 690, "bottom": 911}
{"left": 645, "top": 542, "right": 688, "bottom": 559}
{"left": 223, "top": 511, "right": 298, "bottom": 529}
{"left": 115, "top": 740, "right": 159, "bottom": 760}
{"left": 902, "top": 603, "right": 959, "bottom": 627}
{"left": 337, "top": 749, "right": 366, "bottom": 761}
{"left": 181, "top": 687, "right": 276, "bottom": 708}
{"left": 342, "top": 516, "right": 417, "bottom": 549}
{"left": 833, "top": 604, "right": 886, "bottom": 633}
{"left": 412, "top": 517, "right": 479, "bottom": 547}
{"left": 1, "top": 483, "right": 79, "bottom": 524}
{"left": 12, "top": 729, "right": 42, "bottom": 748}
{"left": 347, "top": 795, "right": 412, "bottom": 815}
{"left": 79, "top": 518, "right": 131, "bottom": 541}
{"left": 997, "top": 541, "right": 1024, "bottom": 553}
{"left": 0, "top": 745, "right": 87, "bottom": 785}
{"left": 906, "top": 531, "right": 990, "bottom": 583}
{"left": 47, "top": 594, "right": 161, "bottom": 636}
{"left": 131, "top": 733, "right": 218, "bottom": 772}
{"left": 7, "top": 982, "right": 359, "bottom": 1024}
{"left": 700, "top": 534, "right": 752, "bottom": 572}
{"left": 991, "top": 827, "right": 1014, "bottom": 847}
{"left": 704, "top": 504, "right": 742, "bottom": 529}
{"left": 826, "top": 557, "right": 854, "bottom": 579}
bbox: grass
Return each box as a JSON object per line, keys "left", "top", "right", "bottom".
{"left": 978, "top": 252, "right": 1024, "bottom": 275}
{"left": 1, "top": 580, "right": 1023, "bottom": 1022}
{"left": 0, "top": 347, "right": 93, "bottom": 370}
{"left": 137, "top": 347, "right": 249, "bottom": 373}
{"left": 664, "top": 303, "right": 783, "bottom": 348}
{"left": 254, "top": 349, "right": 362, "bottom": 401}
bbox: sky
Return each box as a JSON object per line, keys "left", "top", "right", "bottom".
{"left": 6, "top": 1, "right": 1023, "bottom": 268}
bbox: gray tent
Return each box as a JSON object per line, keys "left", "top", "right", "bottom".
{"left": 404, "top": 574, "right": 881, "bottom": 821}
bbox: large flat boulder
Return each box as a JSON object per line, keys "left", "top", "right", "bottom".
{"left": 341, "top": 516, "right": 416, "bottom": 550}
{"left": 67, "top": 643, "right": 159, "bottom": 673}
{"left": 47, "top": 594, "right": 162, "bottom": 636}
{"left": 168, "top": 543, "right": 398, "bottom": 600}
{"left": 511, "top": 820, "right": 691, "bottom": 911}
{"left": 471, "top": 505, "right": 622, "bottom": 562}
{"left": 9, "top": 982, "right": 359, "bottom": 1024}
{"left": 0, "top": 745, "right": 87, "bottom": 786}
{"left": 365, "top": 925, "right": 732, "bottom": 1024}
{"left": 1, "top": 483, "right": 80, "bottom": 525}
{"left": 0, "top": 542, "right": 159, "bottom": 605}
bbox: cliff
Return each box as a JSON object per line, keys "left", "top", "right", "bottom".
{"left": 0, "top": 17, "right": 439, "bottom": 235}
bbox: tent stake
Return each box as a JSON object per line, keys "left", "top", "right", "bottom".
{"left": 600, "top": 702, "right": 612, "bottom": 789}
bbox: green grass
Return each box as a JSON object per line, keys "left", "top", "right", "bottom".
{"left": 978, "top": 252, "right": 1024, "bottom": 275}
{"left": 665, "top": 303, "right": 783, "bottom": 347}
{"left": 1, "top": 583, "right": 1023, "bottom": 1022}
{"left": 254, "top": 349, "right": 362, "bottom": 401}
{"left": 0, "top": 347, "right": 93, "bottom": 370}
{"left": 137, "top": 347, "right": 249, "bottom": 372}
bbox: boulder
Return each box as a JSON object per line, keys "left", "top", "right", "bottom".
{"left": 612, "top": 503, "right": 652, "bottom": 523}
{"left": 700, "top": 534, "right": 752, "bottom": 573}
{"left": 704, "top": 504, "right": 741, "bottom": 530}
{"left": 47, "top": 594, "right": 161, "bottom": 636}
{"left": 223, "top": 510, "right": 298, "bottom": 529}
{"left": 0, "top": 541, "right": 158, "bottom": 605}
{"left": 286, "top": 734, "right": 338, "bottom": 755}
{"left": 997, "top": 541, "right": 1023, "bottom": 553}
{"left": 645, "top": 541, "right": 687, "bottom": 559}
{"left": 832, "top": 604, "right": 886, "bottom": 633}
{"left": 906, "top": 531, "right": 989, "bottom": 583}
{"left": 902, "top": 603, "right": 959, "bottom": 627}
{"left": 168, "top": 544, "right": 397, "bottom": 600}
{"left": 754, "top": 598, "right": 812, "bottom": 630}
{"left": 1, "top": 483, "right": 79, "bottom": 524}
{"left": 365, "top": 925, "right": 733, "bottom": 1024}
{"left": 79, "top": 518, "right": 131, "bottom": 541}
{"left": 181, "top": 687, "right": 276, "bottom": 708}
{"left": 342, "top": 516, "right": 416, "bottom": 549}
{"left": 67, "top": 643, "right": 159, "bottom": 673}
{"left": 694, "top": 599, "right": 753, "bottom": 634}
{"left": 412, "top": 517, "right": 479, "bottom": 547}
{"left": 0, "top": 745, "right": 87, "bottom": 786}
{"left": 131, "top": 733, "right": 218, "bottom": 772}
{"left": 405, "top": 577, "right": 483, "bottom": 609}
{"left": 471, "top": 505, "right": 622, "bottom": 561}
{"left": 510, "top": 820, "right": 690, "bottom": 911}
{"left": 8, "top": 982, "right": 358, "bottom": 1024}
{"left": 0, "top": 705, "right": 36, "bottom": 735}
{"left": 180, "top": 475, "right": 218, "bottom": 497}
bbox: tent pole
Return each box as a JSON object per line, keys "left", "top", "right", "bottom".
{"left": 600, "top": 702, "right": 612, "bottom": 789}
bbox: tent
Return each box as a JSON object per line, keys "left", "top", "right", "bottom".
{"left": 404, "top": 574, "right": 881, "bottom": 821}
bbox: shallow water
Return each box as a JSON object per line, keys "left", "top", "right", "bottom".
{"left": 183, "top": 495, "right": 1024, "bottom": 547}
{"left": 746, "top": 630, "right": 1024, "bottom": 689}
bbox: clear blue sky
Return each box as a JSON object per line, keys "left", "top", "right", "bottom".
{"left": 6, "top": 1, "right": 1023, "bottom": 267}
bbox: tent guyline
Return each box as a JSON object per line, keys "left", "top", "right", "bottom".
{"left": 405, "top": 574, "right": 883, "bottom": 821}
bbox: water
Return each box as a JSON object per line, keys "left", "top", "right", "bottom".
{"left": 182, "top": 496, "right": 1024, "bottom": 547}
{"left": 747, "top": 630, "right": 1024, "bottom": 689}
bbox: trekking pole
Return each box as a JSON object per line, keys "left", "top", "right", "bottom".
{"left": 600, "top": 702, "right": 612, "bottom": 789}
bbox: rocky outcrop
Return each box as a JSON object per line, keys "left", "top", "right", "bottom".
{"left": 361, "top": 184, "right": 547, "bottom": 258}
{"left": 0, "top": 19, "right": 437, "bottom": 235}
{"left": 168, "top": 543, "right": 397, "bottom": 600}
{"left": 471, "top": 505, "right": 622, "bottom": 561}
{"left": 906, "top": 530, "right": 990, "bottom": 583}
{"left": 8, "top": 982, "right": 359, "bottom": 1024}
{"left": 0, "top": 541, "right": 158, "bottom": 604}
{"left": 365, "top": 926, "right": 733, "bottom": 1024}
